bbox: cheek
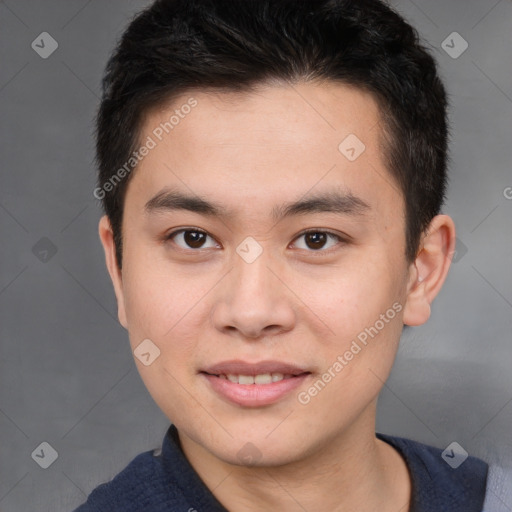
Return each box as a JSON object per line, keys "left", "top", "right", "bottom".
{"left": 305, "top": 258, "right": 399, "bottom": 334}
{"left": 120, "top": 257, "right": 198, "bottom": 349}
{"left": 299, "top": 309, "right": 403, "bottom": 430}
{"left": 308, "top": 258, "right": 405, "bottom": 386}
{"left": 120, "top": 261, "right": 209, "bottom": 422}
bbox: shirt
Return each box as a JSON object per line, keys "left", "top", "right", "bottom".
{"left": 73, "top": 424, "right": 490, "bottom": 511}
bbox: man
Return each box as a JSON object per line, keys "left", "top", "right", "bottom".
{"left": 76, "top": 0, "right": 506, "bottom": 510}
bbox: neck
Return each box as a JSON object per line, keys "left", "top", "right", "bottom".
{"left": 178, "top": 403, "right": 411, "bottom": 512}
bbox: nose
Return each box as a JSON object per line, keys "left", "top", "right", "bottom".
{"left": 211, "top": 249, "right": 296, "bottom": 340}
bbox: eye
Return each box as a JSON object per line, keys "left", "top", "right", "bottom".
{"left": 291, "top": 230, "right": 344, "bottom": 252}
{"left": 165, "top": 228, "right": 219, "bottom": 250}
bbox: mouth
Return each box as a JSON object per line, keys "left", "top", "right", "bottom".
{"left": 199, "top": 360, "right": 312, "bottom": 407}
{"left": 202, "top": 372, "right": 306, "bottom": 384}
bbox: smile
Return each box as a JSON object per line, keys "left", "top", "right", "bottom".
{"left": 200, "top": 361, "right": 312, "bottom": 407}
{"left": 208, "top": 372, "right": 298, "bottom": 384}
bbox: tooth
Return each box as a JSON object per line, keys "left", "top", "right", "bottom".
{"left": 254, "top": 373, "right": 272, "bottom": 384}
{"left": 218, "top": 374, "right": 227, "bottom": 380}
{"left": 223, "top": 373, "right": 290, "bottom": 384}
{"left": 238, "top": 375, "right": 255, "bottom": 385}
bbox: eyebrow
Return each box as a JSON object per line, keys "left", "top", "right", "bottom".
{"left": 144, "top": 187, "right": 370, "bottom": 223}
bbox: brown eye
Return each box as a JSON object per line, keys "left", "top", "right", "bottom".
{"left": 292, "top": 230, "right": 343, "bottom": 252}
{"left": 304, "top": 232, "right": 327, "bottom": 250}
{"left": 183, "top": 231, "right": 207, "bottom": 248}
{"left": 166, "top": 229, "right": 218, "bottom": 250}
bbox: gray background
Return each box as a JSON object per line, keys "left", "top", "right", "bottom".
{"left": 0, "top": 0, "right": 511, "bottom": 510}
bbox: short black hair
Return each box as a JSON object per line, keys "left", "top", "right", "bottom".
{"left": 95, "top": 0, "right": 449, "bottom": 269}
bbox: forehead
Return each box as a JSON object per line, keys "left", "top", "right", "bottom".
{"left": 141, "top": 81, "right": 383, "bottom": 159}
{"left": 128, "top": 81, "right": 400, "bottom": 223}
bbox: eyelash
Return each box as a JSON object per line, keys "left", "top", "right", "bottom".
{"left": 164, "top": 227, "right": 347, "bottom": 254}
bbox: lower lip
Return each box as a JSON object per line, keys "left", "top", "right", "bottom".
{"left": 201, "top": 373, "right": 310, "bottom": 407}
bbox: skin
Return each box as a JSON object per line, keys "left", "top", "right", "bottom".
{"left": 99, "top": 81, "right": 456, "bottom": 512}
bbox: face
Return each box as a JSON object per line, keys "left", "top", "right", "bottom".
{"left": 102, "top": 81, "right": 424, "bottom": 466}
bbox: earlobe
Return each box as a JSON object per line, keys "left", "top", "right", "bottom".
{"left": 403, "top": 215, "right": 456, "bottom": 327}
{"left": 98, "top": 215, "right": 128, "bottom": 329}
{"left": 402, "top": 280, "right": 432, "bottom": 326}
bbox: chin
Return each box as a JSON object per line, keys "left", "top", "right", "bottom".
{"left": 214, "top": 429, "right": 310, "bottom": 467}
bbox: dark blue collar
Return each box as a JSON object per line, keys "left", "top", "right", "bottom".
{"left": 160, "top": 425, "right": 488, "bottom": 512}
{"left": 376, "top": 432, "right": 488, "bottom": 512}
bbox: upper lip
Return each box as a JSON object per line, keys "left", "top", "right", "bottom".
{"left": 201, "top": 360, "right": 311, "bottom": 376}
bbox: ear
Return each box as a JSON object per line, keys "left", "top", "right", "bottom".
{"left": 403, "top": 214, "right": 456, "bottom": 326}
{"left": 98, "top": 215, "right": 128, "bottom": 329}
